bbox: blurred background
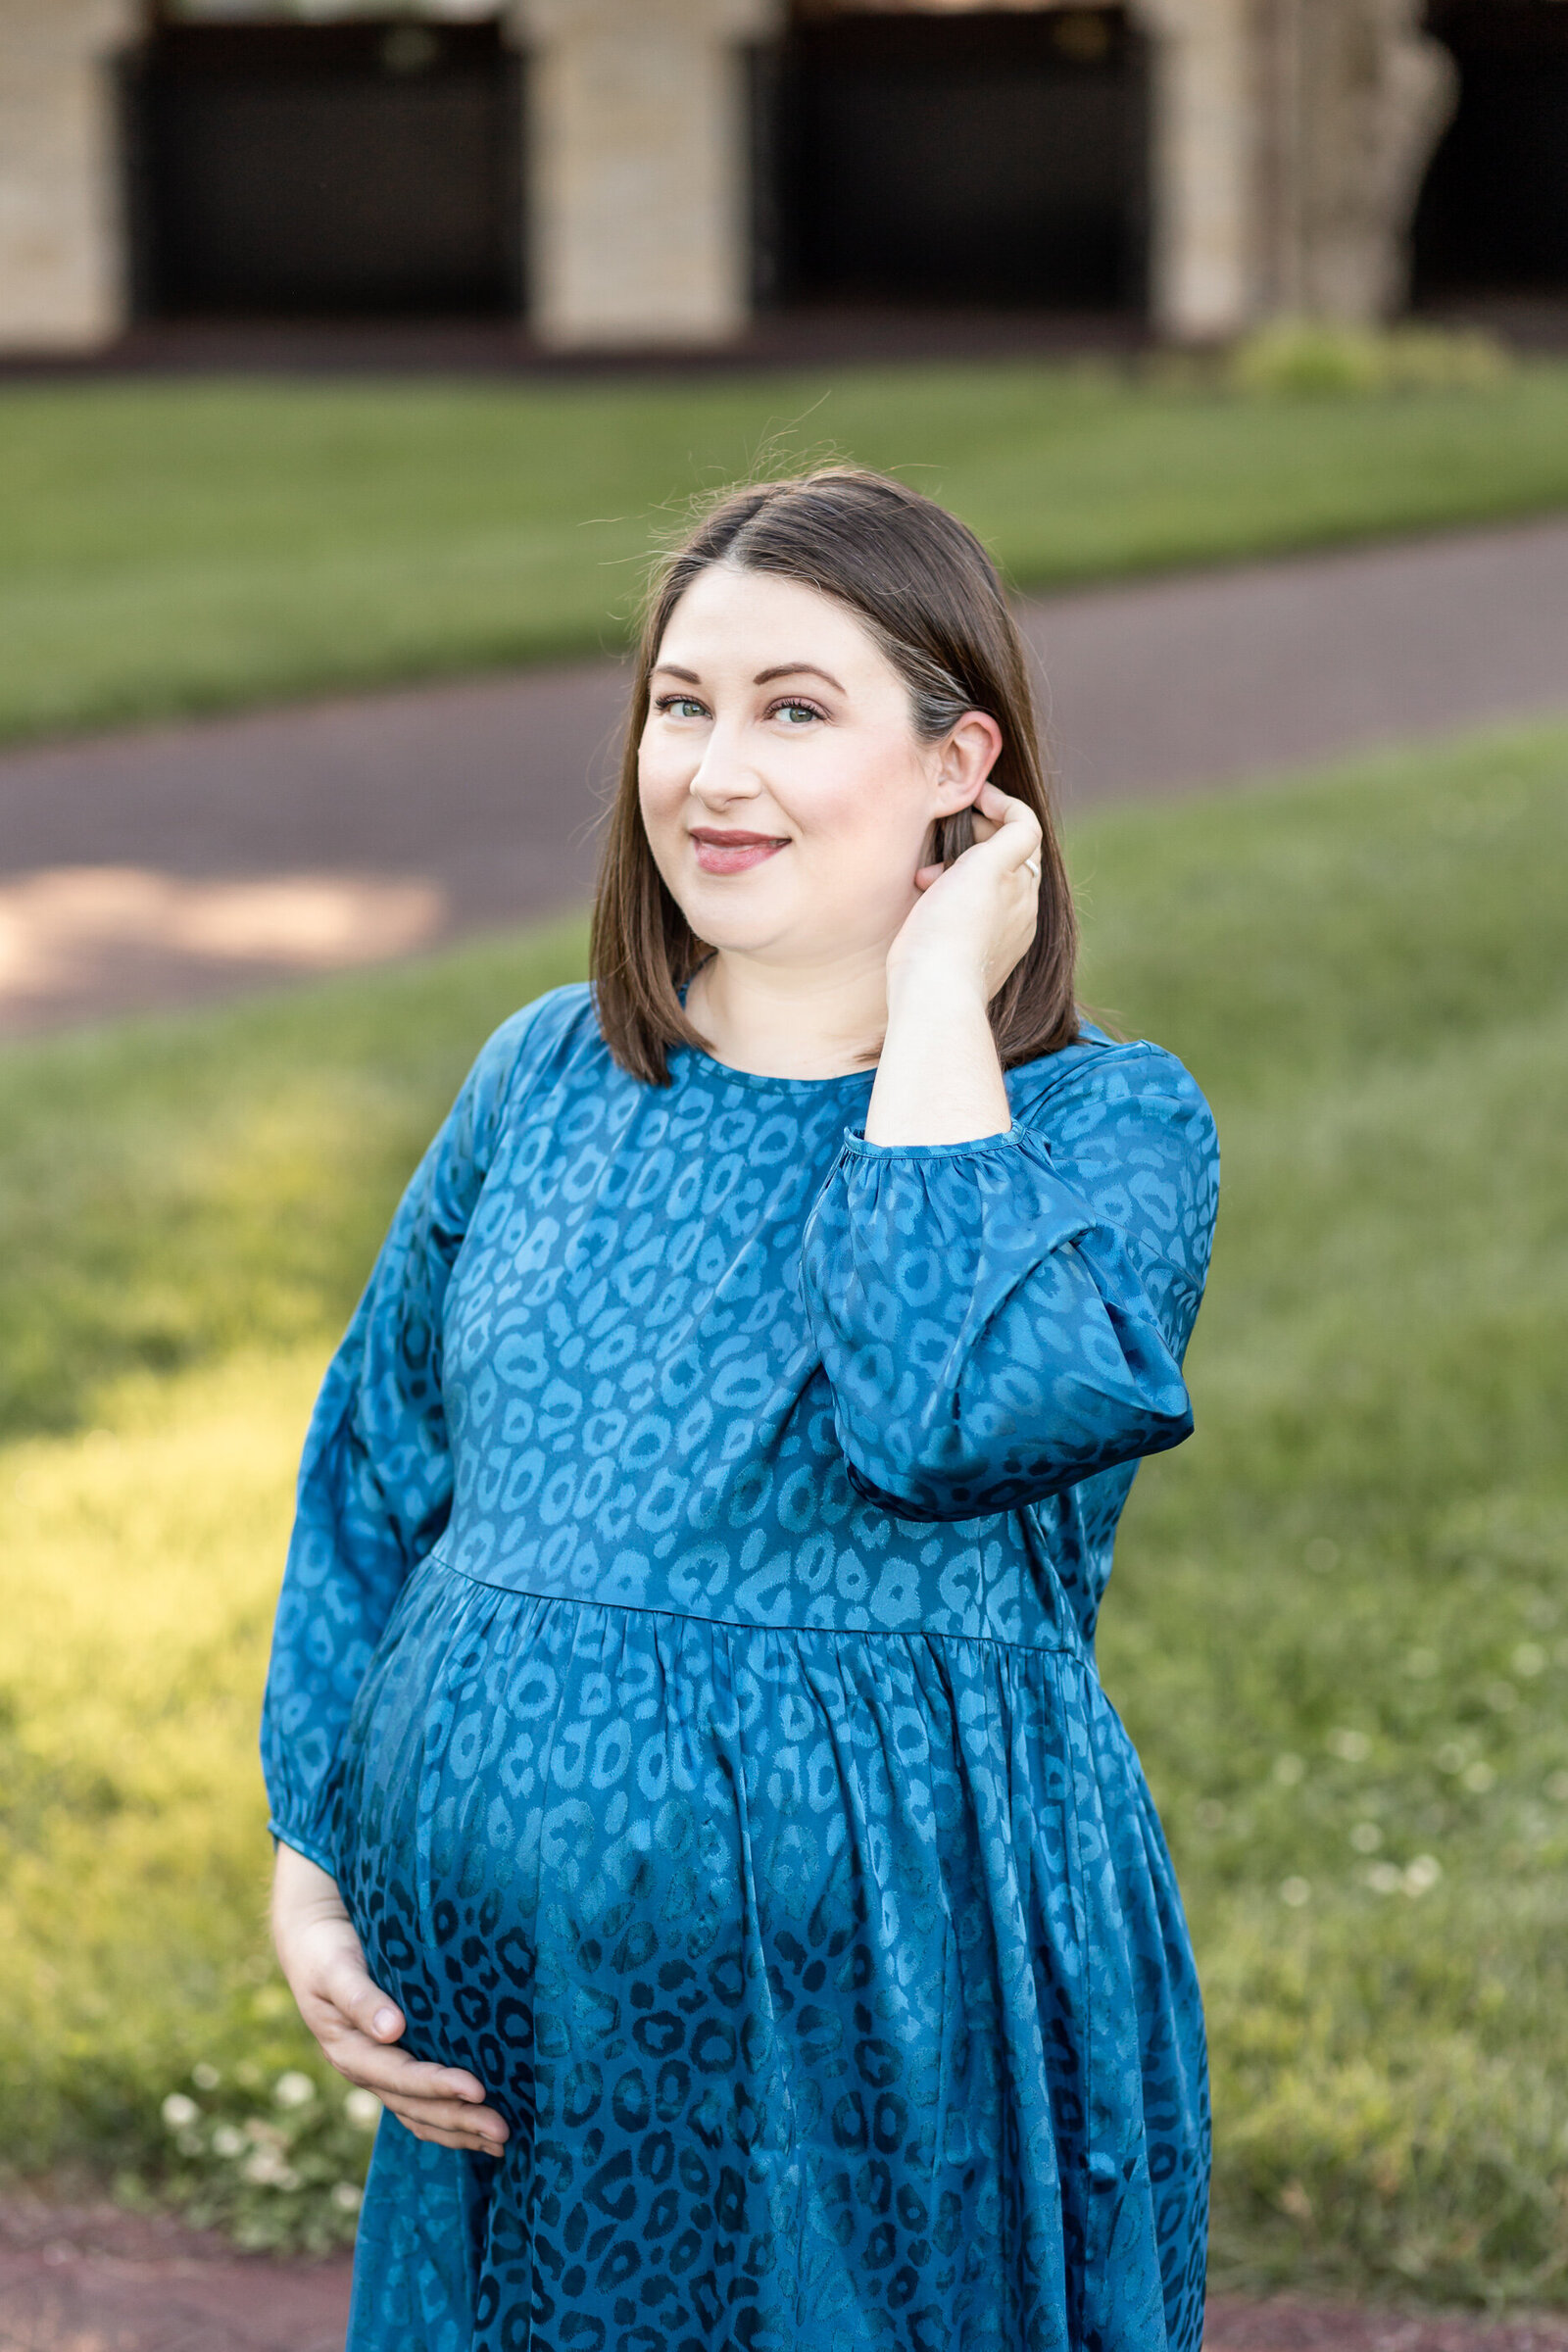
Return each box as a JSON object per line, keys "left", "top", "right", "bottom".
{"left": 2, "top": 3, "right": 1568, "bottom": 2346}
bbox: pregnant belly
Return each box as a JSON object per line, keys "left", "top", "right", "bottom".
{"left": 325, "top": 1561, "right": 1204, "bottom": 2349}
{"left": 326, "top": 1564, "right": 1017, "bottom": 2144}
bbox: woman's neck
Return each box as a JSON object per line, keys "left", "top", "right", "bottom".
{"left": 686, "top": 947, "right": 888, "bottom": 1079}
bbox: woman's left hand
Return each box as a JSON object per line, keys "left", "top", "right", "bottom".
{"left": 887, "top": 780, "right": 1042, "bottom": 1008}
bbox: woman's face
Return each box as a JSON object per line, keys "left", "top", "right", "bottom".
{"left": 638, "top": 564, "right": 983, "bottom": 970}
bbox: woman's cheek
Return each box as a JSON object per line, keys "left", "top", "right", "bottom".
{"left": 637, "top": 767, "right": 686, "bottom": 858}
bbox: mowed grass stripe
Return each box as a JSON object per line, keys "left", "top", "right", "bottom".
{"left": 4, "top": 363, "right": 1568, "bottom": 740}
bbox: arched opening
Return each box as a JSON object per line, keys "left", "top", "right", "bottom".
{"left": 755, "top": 5, "right": 1150, "bottom": 315}
{"left": 122, "top": 11, "right": 522, "bottom": 319}
{"left": 1412, "top": 1, "right": 1568, "bottom": 304}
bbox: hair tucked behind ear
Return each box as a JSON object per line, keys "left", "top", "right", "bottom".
{"left": 591, "top": 466, "right": 1078, "bottom": 1086}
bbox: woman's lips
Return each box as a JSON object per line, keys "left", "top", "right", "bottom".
{"left": 689, "top": 829, "right": 789, "bottom": 875}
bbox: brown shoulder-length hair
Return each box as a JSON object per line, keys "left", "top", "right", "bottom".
{"left": 590, "top": 466, "right": 1078, "bottom": 1086}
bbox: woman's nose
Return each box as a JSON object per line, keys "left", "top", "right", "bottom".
{"left": 688, "top": 729, "right": 761, "bottom": 804}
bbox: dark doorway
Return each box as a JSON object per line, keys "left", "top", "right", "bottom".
{"left": 1413, "top": 2, "right": 1568, "bottom": 296}
{"left": 757, "top": 7, "right": 1149, "bottom": 311}
{"left": 123, "top": 19, "right": 522, "bottom": 318}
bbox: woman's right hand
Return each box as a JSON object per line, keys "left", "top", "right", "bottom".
{"left": 270, "top": 1842, "right": 510, "bottom": 2157}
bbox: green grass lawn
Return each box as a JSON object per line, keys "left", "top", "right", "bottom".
{"left": 3, "top": 717, "right": 1567, "bottom": 2299}
{"left": 4, "top": 361, "right": 1568, "bottom": 744}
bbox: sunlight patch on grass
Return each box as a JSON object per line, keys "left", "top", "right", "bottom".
{"left": 0, "top": 1351, "right": 320, "bottom": 2168}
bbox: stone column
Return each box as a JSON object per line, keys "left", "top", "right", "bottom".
{"left": 1135, "top": 0, "right": 1259, "bottom": 343}
{"left": 513, "top": 0, "right": 784, "bottom": 350}
{"left": 0, "top": 0, "right": 139, "bottom": 354}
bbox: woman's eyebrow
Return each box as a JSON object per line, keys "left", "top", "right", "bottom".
{"left": 651, "top": 663, "right": 702, "bottom": 682}
{"left": 754, "top": 663, "right": 846, "bottom": 692}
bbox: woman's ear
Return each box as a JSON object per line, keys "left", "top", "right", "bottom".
{"left": 931, "top": 711, "right": 1004, "bottom": 816}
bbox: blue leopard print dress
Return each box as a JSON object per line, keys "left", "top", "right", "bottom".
{"left": 262, "top": 982, "right": 1220, "bottom": 2352}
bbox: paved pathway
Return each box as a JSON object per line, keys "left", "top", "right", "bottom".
{"left": 4, "top": 2198, "right": 1568, "bottom": 2352}
{"left": 1, "top": 516, "right": 1564, "bottom": 1036}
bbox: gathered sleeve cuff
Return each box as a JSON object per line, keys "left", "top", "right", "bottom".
{"left": 260, "top": 1000, "right": 548, "bottom": 1865}
{"left": 800, "top": 1058, "right": 1217, "bottom": 1522}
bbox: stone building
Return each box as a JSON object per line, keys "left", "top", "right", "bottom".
{"left": 0, "top": 0, "right": 1562, "bottom": 357}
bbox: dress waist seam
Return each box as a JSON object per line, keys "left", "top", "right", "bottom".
{"left": 423, "top": 1549, "right": 1092, "bottom": 1663}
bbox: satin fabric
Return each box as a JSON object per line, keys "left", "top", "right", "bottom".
{"left": 262, "top": 985, "right": 1220, "bottom": 2352}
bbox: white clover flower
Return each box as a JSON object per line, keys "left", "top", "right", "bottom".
{"left": 242, "top": 2146, "right": 291, "bottom": 2186}
{"left": 1365, "top": 1861, "right": 1403, "bottom": 1894}
{"left": 1436, "top": 1741, "right": 1468, "bottom": 1774}
{"left": 162, "top": 2092, "right": 199, "bottom": 2132}
{"left": 331, "top": 2182, "right": 364, "bottom": 2214}
{"left": 1348, "top": 1821, "right": 1383, "bottom": 1853}
{"left": 1278, "top": 1876, "right": 1311, "bottom": 1908}
{"left": 1462, "top": 1759, "right": 1496, "bottom": 1793}
{"left": 1327, "top": 1729, "right": 1370, "bottom": 1764}
{"left": 1403, "top": 1854, "right": 1443, "bottom": 1897}
{"left": 1512, "top": 1642, "right": 1547, "bottom": 1679}
{"left": 344, "top": 2088, "right": 382, "bottom": 2132}
{"left": 191, "top": 2063, "right": 221, "bottom": 2092}
{"left": 212, "top": 2125, "right": 246, "bottom": 2160}
{"left": 273, "top": 2071, "right": 317, "bottom": 2110}
{"left": 1272, "top": 1753, "right": 1306, "bottom": 1787}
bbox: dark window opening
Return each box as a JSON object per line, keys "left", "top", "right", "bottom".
{"left": 122, "top": 19, "right": 523, "bottom": 318}
{"left": 755, "top": 8, "right": 1149, "bottom": 312}
{"left": 1414, "top": 1, "right": 1568, "bottom": 297}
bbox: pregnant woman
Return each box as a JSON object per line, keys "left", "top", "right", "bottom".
{"left": 265, "top": 468, "right": 1220, "bottom": 2352}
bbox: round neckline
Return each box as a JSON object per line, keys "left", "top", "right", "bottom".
{"left": 674, "top": 1041, "right": 877, "bottom": 1098}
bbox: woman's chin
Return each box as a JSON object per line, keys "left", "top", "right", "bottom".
{"left": 687, "top": 921, "right": 788, "bottom": 959}
{"left": 674, "top": 887, "right": 794, "bottom": 956}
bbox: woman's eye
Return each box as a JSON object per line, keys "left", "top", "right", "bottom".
{"left": 659, "top": 697, "right": 708, "bottom": 720}
{"left": 772, "top": 701, "right": 822, "bottom": 727}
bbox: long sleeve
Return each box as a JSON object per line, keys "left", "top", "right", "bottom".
{"left": 800, "top": 1047, "right": 1219, "bottom": 1523}
{"left": 261, "top": 1004, "right": 543, "bottom": 1869}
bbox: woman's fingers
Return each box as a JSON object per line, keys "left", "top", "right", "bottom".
{"left": 306, "top": 1946, "right": 507, "bottom": 2127}
{"left": 324, "top": 2028, "right": 511, "bottom": 2146}
{"left": 380, "top": 2107, "right": 510, "bottom": 2156}
{"left": 319, "top": 1950, "right": 407, "bottom": 2045}
{"left": 982, "top": 783, "right": 1043, "bottom": 864}
{"left": 325, "top": 2030, "right": 490, "bottom": 2105}
{"left": 379, "top": 2090, "right": 510, "bottom": 2154}
{"left": 271, "top": 1847, "right": 509, "bottom": 2158}
{"left": 950, "top": 783, "right": 1041, "bottom": 876}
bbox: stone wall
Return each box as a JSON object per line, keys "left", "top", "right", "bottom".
{"left": 0, "top": 0, "right": 138, "bottom": 352}
{"left": 513, "top": 0, "right": 1271, "bottom": 348}
{"left": 0, "top": 0, "right": 1469, "bottom": 356}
